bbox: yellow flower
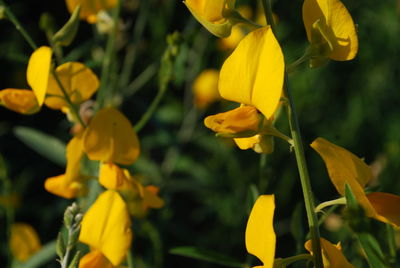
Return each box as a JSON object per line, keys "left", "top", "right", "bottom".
{"left": 0, "top": 89, "right": 39, "bottom": 114}
{"left": 45, "top": 62, "right": 99, "bottom": 111}
{"left": 10, "top": 223, "right": 41, "bottom": 262}
{"left": 99, "top": 163, "right": 164, "bottom": 217}
{"left": 79, "top": 250, "right": 113, "bottom": 268}
{"left": 184, "top": 0, "right": 236, "bottom": 37}
{"left": 0, "top": 46, "right": 52, "bottom": 113}
{"left": 65, "top": 0, "right": 117, "bottom": 24}
{"left": 305, "top": 238, "right": 355, "bottom": 268}
{"left": 44, "top": 133, "right": 87, "bottom": 199}
{"left": 204, "top": 26, "right": 284, "bottom": 152}
{"left": 246, "top": 195, "right": 276, "bottom": 268}
{"left": 302, "top": 0, "right": 358, "bottom": 62}
{"left": 79, "top": 190, "right": 132, "bottom": 266}
{"left": 311, "top": 137, "right": 400, "bottom": 227}
{"left": 192, "top": 69, "right": 220, "bottom": 109}
{"left": 83, "top": 108, "right": 140, "bottom": 165}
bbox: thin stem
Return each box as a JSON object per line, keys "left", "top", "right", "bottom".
{"left": 386, "top": 224, "right": 397, "bottom": 264}
{"left": 0, "top": 0, "right": 37, "bottom": 50}
{"left": 274, "top": 254, "right": 313, "bottom": 267}
{"left": 127, "top": 251, "right": 134, "bottom": 268}
{"left": 286, "top": 47, "right": 313, "bottom": 73}
{"left": 134, "top": 86, "right": 168, "bottom": 132}
{"left": 96, "top": 0, "right": 122, "bottom": 110}
{"left": 315, "top": 197, "right": 346, "bottom": 213}
{"left": 259, "top": 154, "right": 268, "bottom": 193}
{"left": 52, "top": 69, "right": 86, "bottom": 127}
{"left": 261, "top": 1, "right": 324, "bottom": 267}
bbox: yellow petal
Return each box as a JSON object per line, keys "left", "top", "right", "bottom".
{"left": 0, "top": 89, "right": 39, "bottom": 114}
{"left": 65, "top": 0, "right": 117, "bottom": 23}
{"left": 234, "top": 134, "right": 274, "bottom": 154}
{"left": 44, "top": 135, "right": 86, "bottom": 199}
{"left": 184, "top": 0, "right": 226, "bottom": 23}
{"left": 245, "top": 195, "right": 275, "bottom": 267}
{"left": 192, "top": 69, "right": 220, "bottom": 109}
{"left": 45, "top": 62, "right": 99, "bottom": 110}
{"left": 79, "top": 190, "right": 132, "bottom": 266}
{"left": 219, "top": 26, "right": 284, "bottom": 119}
{"left": 305, "top": 238, "right": 355, "bottom": 268}
{"left": 99, "top": 162, "right": 128, "bottom": 190}
{"left": 367, "top": 192, "right": 400, "bottom": 227}
{"left": 83, "top": 108, "right": 140, "bottom": 165}
{"left": 204, "top": 106, "right": 260, "bottom": 134}
{"left": 302, "top": 0, "right": 358, "bottom": 60}
{"left": 10, "top": 223, "right": 41, "bottom": 262}
{"left": 79, "top": 250, "right": 113, "bottom": 268}
{"left": 310, "top": 138, "right": 376, "bottom": 217}
{"left": 26, "top": 46, "right": 52, "bottom": 106}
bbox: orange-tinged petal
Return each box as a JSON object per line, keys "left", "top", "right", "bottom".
{"left": 367, "top": 192, "right": 400, "bottom": 227}
{"left": 79, "top": 190, "right": 132, "bottom": 266}
{"left": 143, "top": 185, "right": 164, "bottom": 209}
{"left": 44, "top": 135, "right": 86, "bottom": 198}
{"left": 0, "top": 89, "right": 39, "bottom": 114}
{"left": 245, "top": 195, "right": 275, "bottom": 267}
{"left": 219, "top": 26, "right": 284, "bottom": 119}
{"left": 65, "top": 0, "right": 117, "bottom": 23}
{"left": 26, "top": 46, "right": 52, "bottom": 106}
{"left": 204, "top": 106, "right": 260, "bottom": 134}
{"left": 45, "top": 62, "right": 99, "bottom": 110}
{"left": 83, "top": 108, "right": 140, "bottom": 165}
{"left": 311, "top": 137, "right": 376, "bottom": 217}
{"left": 99, "top": 162, "right": 129, "bottom": 190}
{"left": 79, "top": 250, "right": 113, "bottom": 268}
{"left": 302, "top": 0, "right": 358, "bottom": 60}
{"left": 192, "top": 69, "right": 220, "bottom": 109}
{"left": 10, "top": 223, "right": 41, "bottom": 262}
{"left": 305, "top": 238, "right": 355, "bottom": 268}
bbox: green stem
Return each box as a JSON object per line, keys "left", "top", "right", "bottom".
{"left": 0, "top": 0, "right": 37, "bottom": 50}
{"left": 134, "top": 86, "right": 168, "bottom": 133}
{"left": 315, "top": 197, "right": 346, "bottom": 213}
{"left": 261, "top": 1, "right": 324, "bottom": 267}
{"left": 51, "top": 69, "right": 86, "bottom": 127}
{"left": 286, "top": 47, "right": 313, "bottom": 73}
{"left": 96, "top": 0, "right": 122, "bottom": 110}
{"left": 127, "top": 251, "right": 134, "bottom": 268}
{"left": 274, "top": 254, "right": 313, "bottom": 267}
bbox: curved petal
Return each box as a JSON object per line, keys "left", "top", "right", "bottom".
{"left": 65, "top": 0, "right": 117, "bottom": 23}
{"left": 0, "top": 89, "right": 39, "bottom": 114}
{"left": 245, "top": 195, "right": 275, "bottom": 267}
{"left": 204, "top": 106, "right": 260, "bottom": 134}
{"left": 305, "top": 238, "right": 355, "bottom": 268}
{"left": 79, "top": 190, "right": 132, "bottom": 266}
{"left": 44, "top": 174, "right": 84, "bottom": 199}
{"left": 219, "top": 26, "right": 284, "bottom": 119}
{"left": 26, "top": 46, "right": 52, "bottom": 106}
{"left": 99, "top": 162, "right": 128, "bottom": 190}
{"left": 367, "top": 192, "right": 400, "bottom": 227}
{"left": 79, "top": 250, "right": 113, "bottom": 268}
{"left": 302, "top": 0, "right": 358, "bottom": 60}
{"left": 310, "top": 138, "right": 376, "bottom": 217}
{"left": 45, "top": 62, "right": 99, "bottom": 110}
{"left": 10, "top": 223, "right": 41, "bottom": 262}
{"left": 184, "top": 0, "right": 226, "bottom": 23}
{"left": 83, "top": 108, "right": 140, "bottom": 165}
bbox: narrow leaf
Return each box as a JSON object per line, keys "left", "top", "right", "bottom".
{"left": 169, "top": 246, "right": 245, "bottom": 268}
{"left": 14, "top": 126, "right": 66, "bottom": 166}
{"left": 21, "top": 240, "right": 57, "bottom": 268}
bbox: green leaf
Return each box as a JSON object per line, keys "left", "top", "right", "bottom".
{"left": 344, "top": 183, "right": 358, "bottom": 211}
{"left": 169, "top": 246, "right": 245, "bottom": 268}
{"left": 357, "top": 233, "right": 390, "bottom": 268}
{"left": 21, "top": 240, "right": 57, "bottom": 268}
{"left": 14, "top": 127, "right": 66, "bottom": 166}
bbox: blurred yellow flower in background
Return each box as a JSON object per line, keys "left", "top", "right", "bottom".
{"left": 192, "top": 69, "right": 220, "bottom": 109}
{"left": 10, "top": 223, "right": 41, "bottom": 262}
{"left": 65, "top": 0, "right": 117, "bottom": 23}
{"left": 311, "top": 137, "right": 400, "bottom": 227}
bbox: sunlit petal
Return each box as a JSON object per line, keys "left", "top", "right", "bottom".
{"left": 0, "top": 89, "right": 39, "bottom": 114}
{"left": 79, "top": 250, "right": 113, "bottom": 268}
{"left": 79, "top": 190, "right": 132, "bottom": 266}
{"left": 219, "top": 26, "right": 284, "bottom": 119}
{"left": 245, "top": 195, "right": 275, "bottom": 267}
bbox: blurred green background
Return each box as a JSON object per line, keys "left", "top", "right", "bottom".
{"left": 0, "top": 0, "right": 400, "bottom": 267}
